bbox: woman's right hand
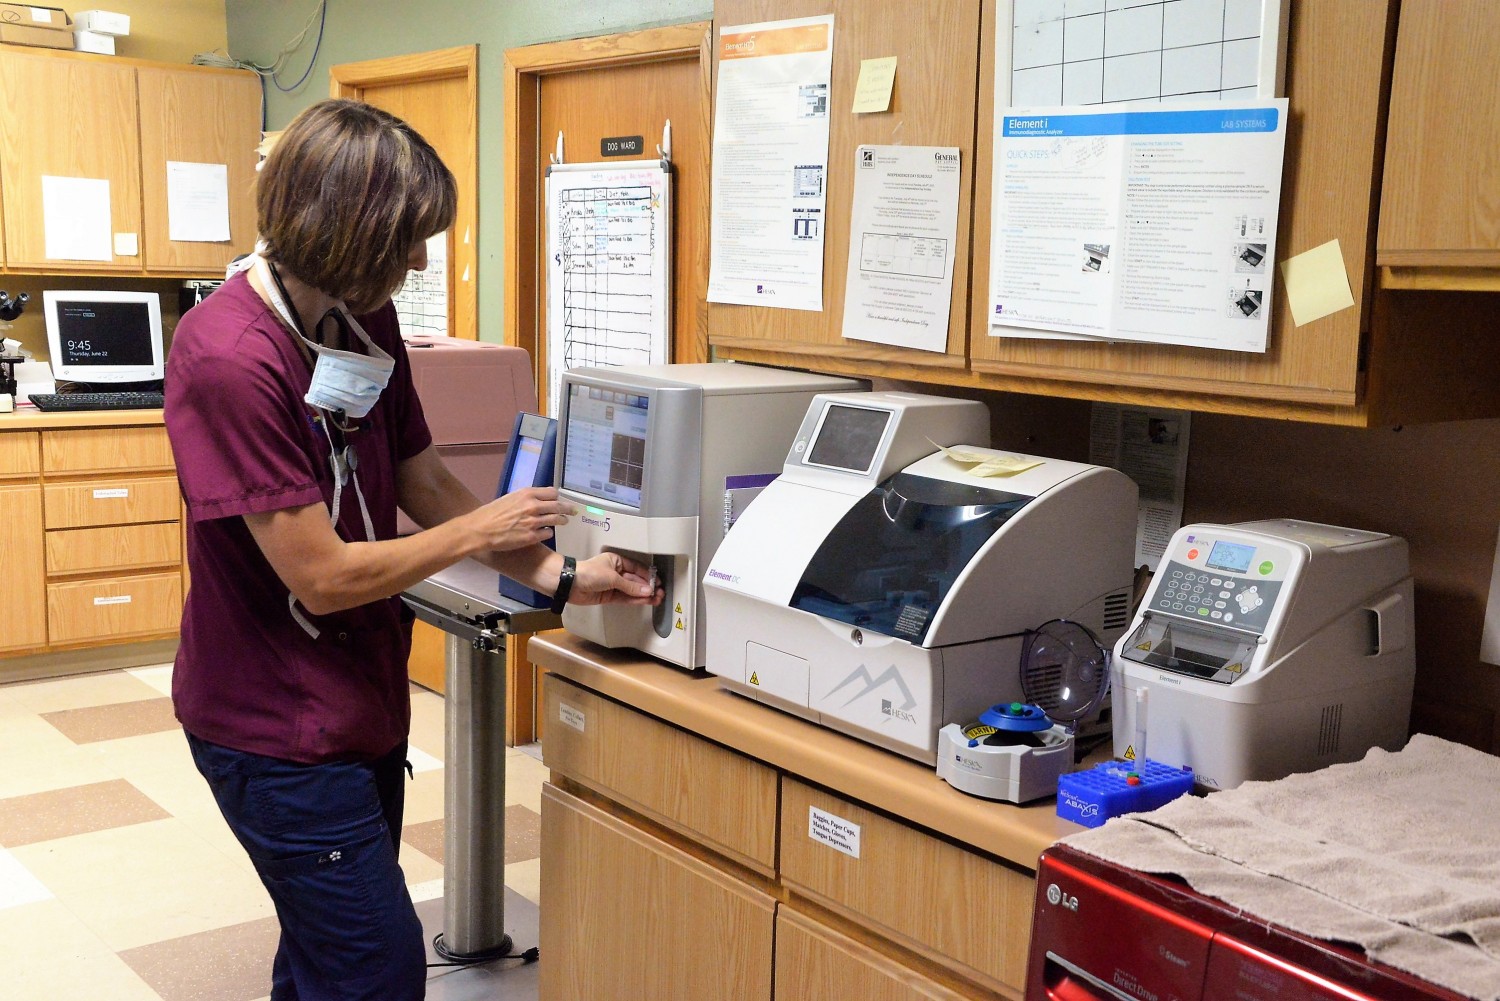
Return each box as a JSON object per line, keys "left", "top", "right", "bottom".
{"left": 462, "top": 487, "right": 577, "bottom": 552}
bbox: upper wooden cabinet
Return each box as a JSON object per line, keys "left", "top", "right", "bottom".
{"left": 138, "top": 65, "right": 261, "bottom": 275}
{"left": 1378, "top": 0, "right": 1500, "bottom": 288}
{"left": 0, "top": 50, "right": 140, "bottom": 272}
{"left": 0, "top": 48, "right": 258, "bottom": 277}
{"left": 710, "top": 0, "right": 1500, "bottom": 426}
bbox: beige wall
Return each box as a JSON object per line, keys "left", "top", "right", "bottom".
{"left": 85, "top": 0, "right": 228, "bottom": 64}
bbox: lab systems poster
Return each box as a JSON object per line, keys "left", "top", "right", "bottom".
{"left": 707, "top": 14, "right": 834, "bottom": 312}
{"left": 841, "top": 145, "right": 961, "bottom": 354}
{"left": 988, "top": 100, "right": 1288, "bottom": 352}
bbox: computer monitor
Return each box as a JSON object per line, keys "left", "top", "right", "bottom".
{"left": 43, "top": 290, "right": 164, "bottom": 386}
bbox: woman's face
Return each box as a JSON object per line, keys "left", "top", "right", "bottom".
{"left": 405, "top": 239, "right": 429, "bottom": 273}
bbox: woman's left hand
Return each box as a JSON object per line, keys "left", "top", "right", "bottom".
{"left": 568, "top": 552, "right": 662, "bottom": 607}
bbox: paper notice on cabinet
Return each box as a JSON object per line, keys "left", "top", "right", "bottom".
{"left": 842, "top": 145, "right": 960, "bottom": 353}
{"left": 166, "top": 161, "right": 231, "bottom": 243}
{"left": 42, "top": 176, "right": 112, "bottom": 261}
{"left": 707, "top": 14, "right": 835, "bottom": 312}
{"left": 1089, "top": 403, "right": 1191, "bottom": 571}
{"left": 989, "top": 101, "right": 1288, "bottom": 352}
{"left": 393, "top": 232, "right": 449, "bottom": 336}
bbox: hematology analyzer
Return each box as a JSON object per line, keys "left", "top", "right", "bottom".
{"left": 703, "top": 391, "right": 1138, "bottom": 763}
{"left": 1112, "top": 519, "right": 1416, "bottom": 789}
{"left": 553, "top": 363, "right": 861, "bottom": 670}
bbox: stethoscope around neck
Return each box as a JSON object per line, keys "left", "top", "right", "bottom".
{"left": 256, "top": 256, "right": 377, "bottom": 639}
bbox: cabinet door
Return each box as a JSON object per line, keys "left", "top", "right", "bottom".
{"left": 777, "top": 907, "right": 989, "bottom": 1001}
{"left": 0, "top": 484, "right": 47, "bottom": 654}
{"left": 0, "top": 50, "right": 141, "bottom": 271}
{"left": 540, "top": 782, "right": 775, "bottom": 1001}
{"left": 1378, "top": 0, "right": 1500, "bottom": 269}
{"left": 138, "top": 66, "right": 261, "bottom": 273}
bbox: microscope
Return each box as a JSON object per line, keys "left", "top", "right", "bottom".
{"left": 0, "top": 290, "right": 31, "bottom": 413}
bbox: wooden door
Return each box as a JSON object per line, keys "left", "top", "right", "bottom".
{"left": 0, "top": 50, "right": 141, "bottom": 272}
{"left": 331, "top": 47, "right": 479, "bottom": 341}
{"left": 0, "top": 483, "right": 47, "bottom": 654}
{"left": 504, "top": 24, "right": 710, "bottom": 743}
{"left": 506, "top": 23, "right": 713, "bottom": 408}
{"left": 137, "top": 65, "right": 261, "bottom": 275}
{"left": 540, "top": 782, "right": 776, "bottom": 1001}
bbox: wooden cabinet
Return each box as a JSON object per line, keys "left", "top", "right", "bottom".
{"left": 0, "top": 415, "right": 183, "bottom": 668}
{"left": 539, "top": 667, "right": 1049, "bottom": 1001}
{"left": 708, "top": 0, "right": 1500, "bottom": 426}
{"left": 0, "top": 48, "right": 258, "bottom": 276}
{"left": 138, "top": 65, "right": 261, "bottom": 274}
{"left": 540, "top": 783, "right": 776, "bottom": 1001}
{"left": 0, "top": 49, "right": 140, "bottom": 271}
{"left": 1378, "top": 0, "right": 1500, "bottom": 288}
{"left": 0, "top": 482, "right": 47, "bottom": 655}
{"left": 0, "top": 431, "right": 45, "bottom": 654}
{"left": 543, "top": 676, "right": 778, "bottom": 874}
{"left": 776, "top": 907, "right": 978, "bottom": 1001}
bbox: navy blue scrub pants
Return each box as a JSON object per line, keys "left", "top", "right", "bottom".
{"left": 187, "top": 733, "right": 426, "bottom": 1001}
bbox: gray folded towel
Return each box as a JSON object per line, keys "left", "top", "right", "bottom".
{"left": 1063, "top": 734, "right": 1500, "bottom": 1000}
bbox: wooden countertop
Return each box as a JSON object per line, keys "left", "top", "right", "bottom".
{"left": 529, "top": 632, "right": 1085, "bottom": 872}
{"left": 0, "top": 409, "right": 165, "bottom": 431}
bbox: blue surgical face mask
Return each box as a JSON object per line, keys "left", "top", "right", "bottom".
{"left": 301, "top": 321, "right": 394, "bottom": 419}
{"left": 254, "top": 255, "right": 394, "bottom": 419}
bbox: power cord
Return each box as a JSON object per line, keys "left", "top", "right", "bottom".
{"left": 426, "top": 932, "right": 539, "bottom": 970}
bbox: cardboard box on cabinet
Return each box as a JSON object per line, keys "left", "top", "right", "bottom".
{"left": 0, "top": 4, "right": 74, "bottom": 49}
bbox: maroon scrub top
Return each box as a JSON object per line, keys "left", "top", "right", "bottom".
{"left": 164, "top": 272, "right": 432, "bottom": 763}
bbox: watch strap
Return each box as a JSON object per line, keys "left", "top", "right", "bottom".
{"left": 549, "top": 555, "right": 577, "bottom": 614}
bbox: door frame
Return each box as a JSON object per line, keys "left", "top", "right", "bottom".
{"left": 502, "top": 22, "right": 712, "bottom": 389}
{"left": 330, "top": 45, "right": 479, "bottom": 341}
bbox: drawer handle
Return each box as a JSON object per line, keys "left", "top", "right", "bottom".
{"left": 93, "top": 488, "right": 130, "bottom": 499}
{"left": 93, "top": 595, "right": 134, "bottom": 606}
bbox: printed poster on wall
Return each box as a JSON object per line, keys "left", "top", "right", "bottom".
{"left": 707, "top": 14, "right": 835, "bottom": 312}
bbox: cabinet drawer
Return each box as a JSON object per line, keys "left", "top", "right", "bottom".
{"left": 780, "top": 780, "right": 1035, "bottom": 994}
{"left": 0, "top": 432, "right": 40, "bottom": 478}
{"left": 543, "top": 675, "right": 778, "bottom": 874}
{"left": 776, "top": 907, "right": 982, "bottom": 1001}
{"left": 46, "top": 572, "right": 182, "bottom": 646}
{"left": 42, "top": 427, "right": 174, "bottom": 475}
{"left": 43, "top": 476, "right": 180, "bottom": 529}
{"left": 46, "top": 522, "right": 182, "bottom": 576}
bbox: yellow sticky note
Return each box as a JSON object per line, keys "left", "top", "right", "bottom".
{"left": 852, "top": 56, "right": 898, "bottom": 113}
{"left": 1279, "top": 239, "right": 1356, "bottom": 326}
{"left": 970, "top": 456, "right": 1043, "bottom": 477}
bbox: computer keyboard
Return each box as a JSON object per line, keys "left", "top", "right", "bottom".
{"left": 28, "top": 391, "right": 165, "bottom": 412}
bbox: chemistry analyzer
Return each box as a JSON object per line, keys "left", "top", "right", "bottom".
{"left": 703, "top": 391, "right": 1138, "bottom": 763}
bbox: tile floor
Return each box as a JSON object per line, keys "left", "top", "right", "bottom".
{"left": 0, "top": 664, "right": 547, "bottom": 1000}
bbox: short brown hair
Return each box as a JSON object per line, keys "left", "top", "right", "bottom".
{"left": 257, "top": 99, "right": 456, "bottom": 312}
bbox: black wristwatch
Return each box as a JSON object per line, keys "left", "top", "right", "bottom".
{"left": 549, "top": 555, "right": 577, "bottom": 614}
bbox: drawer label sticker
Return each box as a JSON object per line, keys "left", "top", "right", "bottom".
{"left": 808, "top": 805, "right": 861, "bottom": 859}
{"left": 93, "top": 488, "right": 129, "bottom": 499}
{"left": 558, "top": 702, "right": 586, "bottom": 733}
{"left": 93, "top": 595, "right": 132, "bottom": 606}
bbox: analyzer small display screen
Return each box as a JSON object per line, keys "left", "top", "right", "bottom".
{"left": 504, "top": 437, "right": 546, "bottom": 493}
{"left": 561, "top": 383, "right": 650, "bottom": 509}
{"left": 56, "top": 302, "right": 155, "bottom": 367}
{"left": 1205, "top": 539, "right": 1256, "bottom": 574}
{"left": 806, "top": 404, "right": 889, "bottom": 472}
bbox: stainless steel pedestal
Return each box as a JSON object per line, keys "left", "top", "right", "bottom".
{"left": 402, "top": 559, "right": 560, "bottom": 960}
